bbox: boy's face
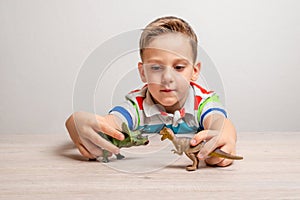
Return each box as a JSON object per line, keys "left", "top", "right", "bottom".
{"left": 138, "top": 33, "right": 200, "bottom": 112}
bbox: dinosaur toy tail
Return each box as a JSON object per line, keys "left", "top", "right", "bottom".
{"left": 209, "top": 149, "right": 243, "bottom": 160}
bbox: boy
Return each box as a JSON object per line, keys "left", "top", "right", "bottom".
{"left": 65, "top": 16, "right": 237, "bottom": 167}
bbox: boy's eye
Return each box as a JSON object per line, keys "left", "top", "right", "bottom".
{"left": 150, "top": 64, "right": 163, "bottom": 71}
{"left": 174, "top": 65, "right": 185, "bottom": 71}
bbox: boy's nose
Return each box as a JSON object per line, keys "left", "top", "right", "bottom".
{"left": 161, "top": 67, "right": 174, "bottom": 84}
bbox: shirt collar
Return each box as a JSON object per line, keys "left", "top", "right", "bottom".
{"left": 143, "top": 86, "right": 195, "bottom": 117}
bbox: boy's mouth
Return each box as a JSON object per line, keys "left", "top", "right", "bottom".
{"left": 160, "top": 89, "right": 175, "bottom": 93}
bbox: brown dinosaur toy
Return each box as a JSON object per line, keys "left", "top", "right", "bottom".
{"left": 159, "top": 127, "right": 243, "bottom": 171}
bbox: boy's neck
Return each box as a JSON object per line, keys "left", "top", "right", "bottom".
{"left": 164, "top": 103, "right": 182, "bottom": 114}
{"left": 150, "top": 93, "right": 187, "bottom": 114}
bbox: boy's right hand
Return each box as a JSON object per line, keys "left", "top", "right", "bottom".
{"left": 65, "top": 111, "right": 124, "bottom": 159}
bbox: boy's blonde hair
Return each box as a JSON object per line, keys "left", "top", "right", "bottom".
{"left": 139, "top": 16, "right": 198, "bottom": 63}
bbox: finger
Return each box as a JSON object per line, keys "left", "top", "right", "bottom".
{"left": 81, "top": 139, "right": 105, "bottom": 157}
{"left": 88, "top": 130, "right": 120, "bottom": 155}
{"left": 190, "top": 130, "right": 219, "bottom": 146}
{"left": 94, "top": 116, "right": 125, "bottom": 141}
{"left": 99, "top": 124, "right": 124, "bottom": 141}
{"left": 216, "top": 158, "right": 233, "bottom": 167}
{"left": 78, "top": 144, "right": 96, "bottom": 159}
{"left": 205, "top": 156, "right": 225, "bottom": 166}
{"left": 198, "top": 136, "right": 224, "bottom": 159}
{"left": 205, "top": 154, "right": 233, "bottom": 167}
{"left": 205, "top": 145, "right": 234, "bottom": 166}
{"left": 216, "top": 145, "right": 235, "bottom": 167}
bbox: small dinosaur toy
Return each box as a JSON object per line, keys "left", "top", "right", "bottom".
{"left": 96, "top": 123, "right": 149, "bottom": 163}
{"left": 159, "top": 127, "right": 243, "bottom": 171}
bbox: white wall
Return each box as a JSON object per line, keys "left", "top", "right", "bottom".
{"left": 0, "top": 0, "right": 299, "bottom": 134}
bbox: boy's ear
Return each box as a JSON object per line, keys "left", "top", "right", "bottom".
{"left": 191, "top": 62, "right": 201, "bottom": 81}
{"left": 138, "top": 62, "right": 147, "bottom": 83}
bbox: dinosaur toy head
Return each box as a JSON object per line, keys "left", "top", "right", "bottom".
{"left": 159, "top": 127, "right": 174, "bottom": 141}
{"left": 117, "top": 123, "right": 149, "bottom": 148}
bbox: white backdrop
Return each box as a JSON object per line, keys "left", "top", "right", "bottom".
{"left": 1, "top": 0, "right": 299, "bottom": 134}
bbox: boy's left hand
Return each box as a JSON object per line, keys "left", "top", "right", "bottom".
{"left": 190, "top": 117, "right": 237, "bottom": 167}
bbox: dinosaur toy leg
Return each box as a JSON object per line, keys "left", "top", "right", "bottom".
{"left": 115, "top": 153, "right": 125, "bottom": 160}
{"left": 185, "top": 152, "right": 199, "bottom": 171}
{"left": 102, "top": 150, "right": 110, "bottom": 163}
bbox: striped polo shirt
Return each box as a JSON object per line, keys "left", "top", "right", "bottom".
{"left": 109, "top": 82, "right": 227, "bottom": 134}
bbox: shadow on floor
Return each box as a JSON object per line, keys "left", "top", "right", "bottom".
{"left": 54, "top": 141, "right": 88, "bottom": 161}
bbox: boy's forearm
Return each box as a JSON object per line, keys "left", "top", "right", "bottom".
{"left": 203, "top": 114, "right": 237, "bottom": 142}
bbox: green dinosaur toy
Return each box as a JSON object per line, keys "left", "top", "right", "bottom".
{"left": 160, "top": 127, "right": 243, "bottom": 171}
{"left": 97, "top": 123, "right": 149, "bottom": 163}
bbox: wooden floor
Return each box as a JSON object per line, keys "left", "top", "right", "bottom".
{"left": 1, "top": 132, "right": 300, "bottom": 200}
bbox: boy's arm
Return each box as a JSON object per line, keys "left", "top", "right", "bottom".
{"left": 191, "top": 114, "right": 237, "bottom": 167}
{"left": 65, "top": 112, "right": 124, "bottom": 159}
